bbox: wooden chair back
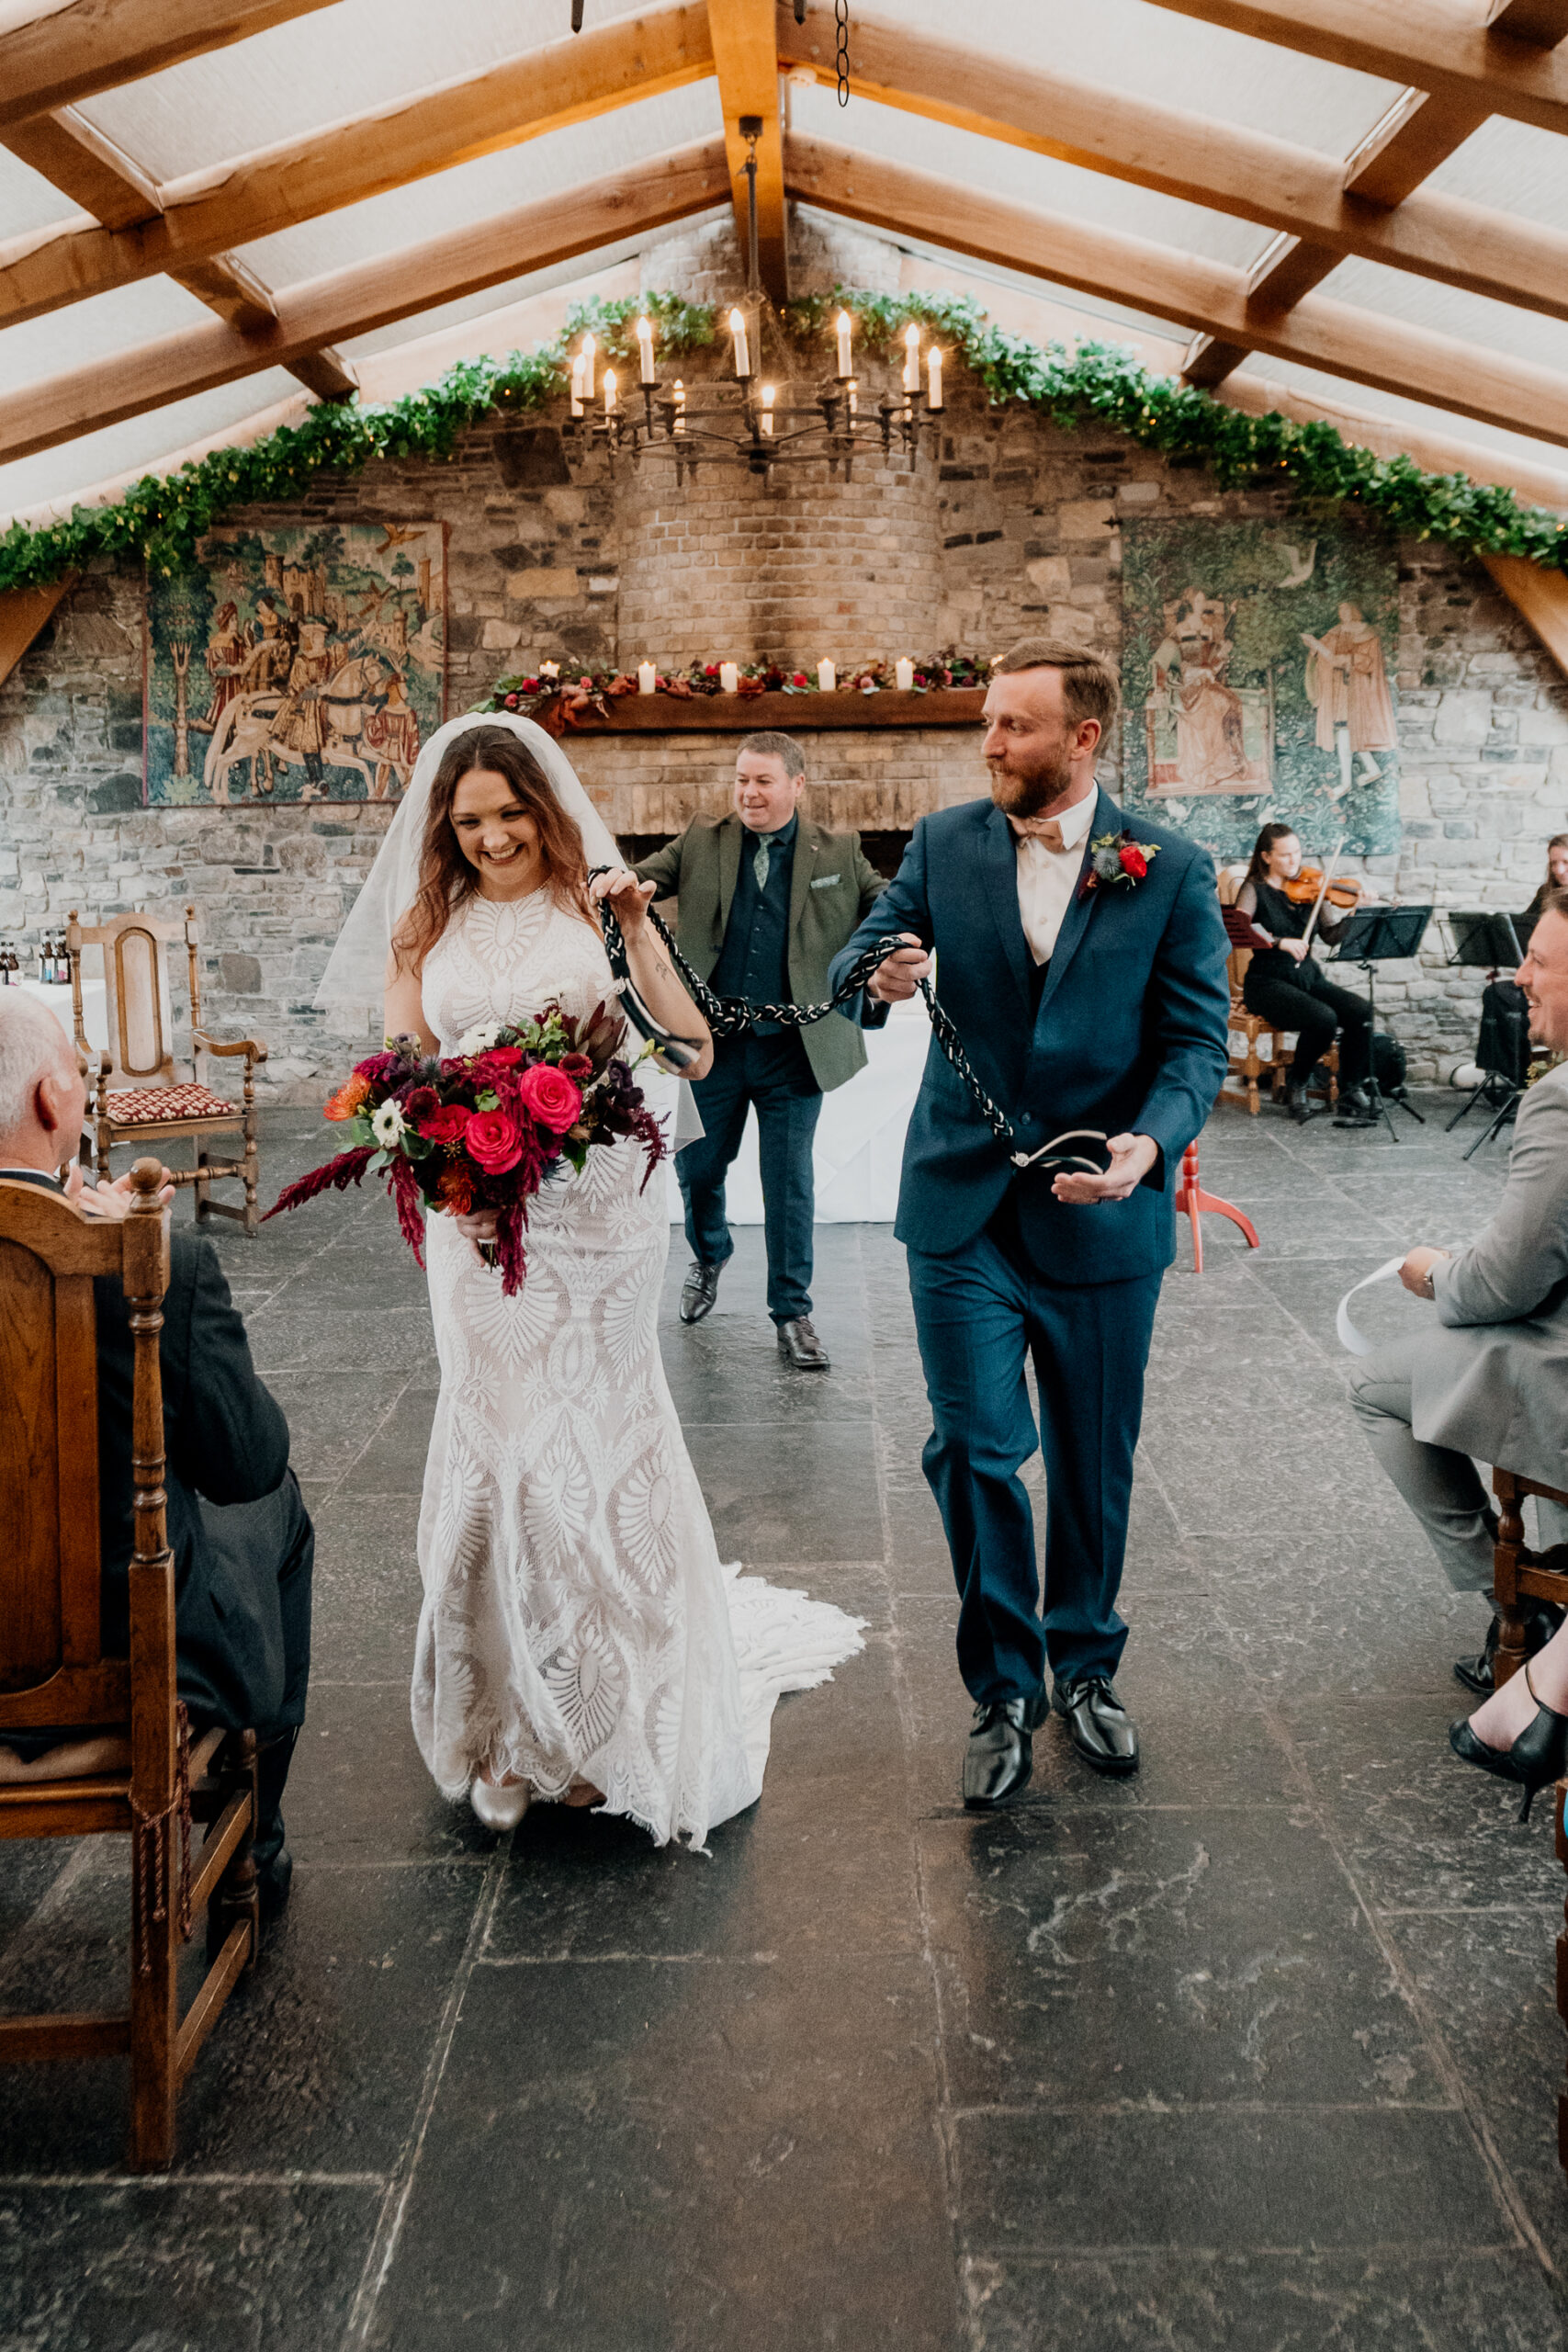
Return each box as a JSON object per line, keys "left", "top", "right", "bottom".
{"left": 66, "top": 907, "right": 203, "bottom": 1088}
{"left": 0, "top": 1174, "right": 164, "bottom": 1736}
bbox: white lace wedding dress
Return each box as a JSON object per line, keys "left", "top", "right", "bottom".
{"left": 412, "top": 888, "right": 863, "bottom": 1847}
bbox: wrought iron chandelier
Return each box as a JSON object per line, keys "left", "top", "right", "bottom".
{"left": 559, "top": 119, "right": 942, "bottom": 485}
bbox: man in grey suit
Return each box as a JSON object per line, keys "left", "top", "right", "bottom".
{"left": 635, "top": 730, "right": 885, "bottom": 1370}
{"left": 1351, "top": 889, "right": 1568, "bottom": 1692}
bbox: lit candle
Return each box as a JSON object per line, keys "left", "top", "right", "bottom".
{"left": 570, "top": 353, "right": 585, "bottom": 419}
{"left": 672, "top": 379, "right": 686, "bottom": 435}
{"left": 835, "top": 309, "right": 852, "bottom": 379}
{"left": 729, "top": 307, "right": 750, "bottom": 379}
{"left": 636, "top": 315, "right": 656, "bottom": 385}
{"left": 603, "top": 368, "right": 616, "bottom": 416}
{"left": 761, "top": 382, "right": 775, "bottom": 437}
{"left": 847, "top": 380, "right": 858, "bottom": 417}
{"left": 637, "top": 660, "right": 657, "bottom": 695}
{"left": 581, "top": 333, "right": 596, "bottom": 397}
{"left": 818, "top": 658, "right": 836, "bottom": 693}
{"left": 719, "top": 661, "right": 739, "bottom": 694}
{"left": 926, "top": 345, "right": 943, "bottom": 411}
{"left": 903, "top": 322, "right": 920, "bottom": 393}
{"left": 896, "top": 656, "right": 915, "bottom": 692}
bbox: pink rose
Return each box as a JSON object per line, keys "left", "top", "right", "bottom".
{"left": 465, "top": 1108, "right": 525, "bottom": 1173}
{"left": 515, "top": 1063, "right": 583, "bottom": 1135}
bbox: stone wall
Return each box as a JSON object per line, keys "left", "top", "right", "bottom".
{"left": 3, "top": 217, "right": 1565, "bottom": 1093}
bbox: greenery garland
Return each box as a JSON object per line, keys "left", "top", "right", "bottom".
{"left": 4, "top": 282, "right": 1567, "bottom": 598}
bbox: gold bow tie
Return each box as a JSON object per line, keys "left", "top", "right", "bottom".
{"left": 1015, "top": 819, "right": 1066, "bottom": 853}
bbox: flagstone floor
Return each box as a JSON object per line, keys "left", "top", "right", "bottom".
{"left": 4, "top": 1091, "right": 1567, "bottom": 2350}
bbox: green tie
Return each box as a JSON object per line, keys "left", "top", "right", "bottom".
{"left": 753, "top": 832, "right": 778, "bottom": 890}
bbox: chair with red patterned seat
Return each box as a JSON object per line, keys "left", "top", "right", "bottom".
{"left": 66, "top": 906, "right": 267, "bottom": 1235}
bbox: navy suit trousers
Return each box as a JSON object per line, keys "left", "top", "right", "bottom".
{"left": 677, "top": 1032, "right": 822, "bottom": 1323}
{"left": 908, "top": 1228, "right": 1162, "bottom": 1698}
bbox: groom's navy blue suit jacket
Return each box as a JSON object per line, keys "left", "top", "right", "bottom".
{"left": 828, "top": 789, "right": 1232, "bottom": 1285}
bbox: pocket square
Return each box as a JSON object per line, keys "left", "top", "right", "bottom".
{"left": 810, "top": 873, "right": 840, "bottom": 888}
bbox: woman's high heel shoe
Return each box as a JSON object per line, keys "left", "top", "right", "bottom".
{"left": 1449, "top": 1660, "right": 1568, "bottom": 1822}
{"left": 470, "top": 1774, "right": 531, "bottom": 1831}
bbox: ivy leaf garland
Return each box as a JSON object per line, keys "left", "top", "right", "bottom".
{"left": 3, "top": 282, "right": 1565, "bottom": 596}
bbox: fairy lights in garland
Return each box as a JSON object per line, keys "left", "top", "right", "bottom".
{"left": 4, "top": 285, "right": 1567, "bottom": 596}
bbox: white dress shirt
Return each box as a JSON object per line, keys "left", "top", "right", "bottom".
{"left": 1009, "top": 788, "right": 1098, "bottom": 966}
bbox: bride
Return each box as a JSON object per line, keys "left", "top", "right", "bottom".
{"left": 317, "top": 712, "right": 862, "bottom": 1847}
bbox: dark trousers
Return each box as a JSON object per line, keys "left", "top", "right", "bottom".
{"left": 188, "top": 1471, "right": 314, "bottom": 1848}
{"left": 677, "top": 1032, "right": 822, "bottom": 1324}
{"left": 1243, "top": 956, "right": 1372, "bottom": 1086}
{"left": 908, "top": 1231, "right": 1162, "bottom": 1699}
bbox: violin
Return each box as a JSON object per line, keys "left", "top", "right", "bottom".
{"left": 1283, "top": 865, "right": 1361, "bottom": 910}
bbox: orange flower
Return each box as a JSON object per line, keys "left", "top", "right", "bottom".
{"left": 323, "top": 1073, "right": 372, "bottom": 1122}
{"left": 437, "top": 1166, "right": 475, "bottom": 1215}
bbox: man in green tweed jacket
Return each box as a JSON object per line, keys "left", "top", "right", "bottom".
{"left": 635, "top": 731, "right": 886, "bottom": 1369}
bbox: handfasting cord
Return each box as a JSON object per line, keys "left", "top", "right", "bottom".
{"left": 589, "top": 873, "right": 1107, "bottom": 1173}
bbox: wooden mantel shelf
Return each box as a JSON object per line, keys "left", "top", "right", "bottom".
{"left": 558, "top": 688, "right": 987, "bottom": 733}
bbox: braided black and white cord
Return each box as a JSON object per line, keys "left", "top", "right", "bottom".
{"left": 590, "top": 874, "right": 1107, "bottom": 1175}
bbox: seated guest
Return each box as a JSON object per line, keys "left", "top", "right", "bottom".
{"left": 1233, "top": 822, "right": 1376, "bottom": 1126}
{"left": 1469, "top": 835, "right": 1568, "bottom": 1096}
{"left": 0, "top": 998, "right": 310, "bottom": 1915}
{"left": 1526, "top": 831, "right": 1568, "bottom": 923}
{"left": 1349, "top": 894, "right": 1568, "bottom": 1744}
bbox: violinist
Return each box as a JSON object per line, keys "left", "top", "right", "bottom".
{"left": 1233, "top": 823, "right": 1377, "bottom": 1126}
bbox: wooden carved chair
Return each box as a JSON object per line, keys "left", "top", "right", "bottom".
{"left": 66, "top": 905, "right": 266, "bottom": 1235}
{"left": 0, "top": 1163, "right": 261, "bottom": 2171}
{"left": 1216, "top": 876, "right": 1337, "bottom": 1114}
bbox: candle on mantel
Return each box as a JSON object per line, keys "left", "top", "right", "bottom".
{"left": 729, "top": 307, "right": 750, "bottom": 379}
{"left": 719, "top": 661, "right": 739, "bottom": 694}
{"left": 761, "top": 383, "right": 775, "bottom": 437}
{"left": 637, "top": 661, "right": 657, "bottom": 695}
{"left": 927, "top": 346, "right": 943, "bottom": 411}
{"left": 570, "top": 354, "right": 585, "bottom": 419}
{"left": 835, "top": 309, "right": 852, "bottom": 379}
{"left": 636, "top": 315, "right": 656, "bottom": 385}
{"left": 818, "top": 659, "right": 836, "bottom": 693}
{"left": 896, "top": 657, "right": 915, "bottom": 692}
{"left": 603, "top": 368, "right": 616, "bottom": 417}
{"left": 672, "top": 379, "right": 686, "bottom": 435}
{"left": 903, "top": 322, "right": 921, "bottom": 393}
{"left": 581, "top": 333, "right": 596, "bottom": 397}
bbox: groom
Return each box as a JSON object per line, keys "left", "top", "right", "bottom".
{"left": 829, "top": 639, "right": 1230, "bottom": 1806}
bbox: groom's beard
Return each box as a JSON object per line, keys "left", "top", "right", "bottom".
{"left": 987, "top": 744, "right": 1076, "bottom": 820}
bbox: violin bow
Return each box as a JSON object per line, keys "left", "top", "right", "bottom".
{"left": 1301, "top": 833, "right": 1348, "bottom": 953}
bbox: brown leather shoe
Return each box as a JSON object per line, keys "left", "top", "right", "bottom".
{"left": 776, "top": 1316, "right": 829, "bottom": 1369}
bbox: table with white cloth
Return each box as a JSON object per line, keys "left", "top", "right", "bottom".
{"left": 655, "top": 992, "right": 931, "bottom": 1224}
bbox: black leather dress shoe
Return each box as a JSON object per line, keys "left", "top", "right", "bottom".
{"left": 679, "top": 1261, "right": 722, "bottom": 1324}
{"left": 1054, "top": 1675, "right": 1140, "bottom": 1776}
{"left": 963, "top": 1695, "right": 1043, "bottom": 1809}
{"left": 1455, "top": 1601, "right": 1564, "bottom": 1696}
{"left": 776, "top": 1316, "right": 829, "bottom": 1369}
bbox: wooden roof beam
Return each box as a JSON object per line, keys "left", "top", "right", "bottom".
{"left": 0, "top": 0, "right": 344, "bottom": 130}
{"left": 776, "top": 7, "right": 1568, "bottom": 334}
{"left": 1491, "top": 0, "right": 1568, "bottom": 42}
{"left": 784, "top": 132, "right": 1568, "bottom": 450}
{"left": 0, "top": 4, "right": 715, "bottom": 332}
{"left": 0, "top": 139, "right": 731, "bottom": 465}
{"left": 1132, "top": 0, "right": 1568, "bottom": 141}
{"left": 707, "top": 0, "right": 788, "bottom": 302}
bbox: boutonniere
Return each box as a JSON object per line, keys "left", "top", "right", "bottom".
{"left": 1079, "top": 831, "right": 1160, "bottom": 899}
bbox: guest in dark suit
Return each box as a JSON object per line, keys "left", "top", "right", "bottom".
{"left": 830, "top": 640, "right": 1231, "bottom": 1806}
{"left": 0, "top": 997, "right": 310, "bottom": 1914}
{"left": 635, "top": 730, "right": 886, "bottom": 1370}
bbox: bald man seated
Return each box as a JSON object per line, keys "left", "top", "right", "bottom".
{"left": 0, "top": 998, "right": 310, "bottom": 1917}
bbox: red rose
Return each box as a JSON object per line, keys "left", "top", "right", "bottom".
{"left": 465, "top": 1108, "right": 525, "bottom": 1173}
{"left": 558, "top": 1052, "right": 594, "bottom": 1081}
{"left": 420, "top": 1102, "right": 471, "bottom": 1145}
{"left": 515, "top": 1063, "right": 583, "bottom": 1135}
{"left": 704, "top": 663, "right": 720, "bottom": 678}
{"left": 471, "top": 1046, "right": 524, "bottom": 1087}
{"left": 792, "top": 672, "right": 808, "bottom": 687}
{"left": 519, "top": 678, "right": 539, "bottom": 694}
{"left": 1118, "top": 843, "right": 1148, "bottom": 880}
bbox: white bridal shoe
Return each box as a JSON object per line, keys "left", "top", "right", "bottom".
{"left": 470, "top": 1775, "right": 531, "bottom": 1831}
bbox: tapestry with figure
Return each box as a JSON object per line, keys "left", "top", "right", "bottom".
{"left": 143, "top": 522, "right": 446, "bottom": 806}
{"left": 1120, "top": 517, "right": 1400, "bottom": 865}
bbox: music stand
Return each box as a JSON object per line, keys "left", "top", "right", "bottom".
{"left": 1442, "top": 910, "right": 1534, "bottom": 1141}
{"left": 1328, "top": 905, "right": 1432, "bottom": 1142}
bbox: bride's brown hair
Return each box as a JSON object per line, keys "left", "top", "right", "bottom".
{"left": 391, "top": 725, "right": 592, "bottom": 974}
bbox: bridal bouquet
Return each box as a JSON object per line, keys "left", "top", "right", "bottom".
{"left": 264, "top": 1002, "right": 667, "bottom": 1294}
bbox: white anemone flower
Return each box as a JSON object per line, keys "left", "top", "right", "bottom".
{"left": 455, "top": 1023, "right": 502, "bottom": 1057}
{"left": 371, "top": 1100, "right": 406, "bottom": 1148}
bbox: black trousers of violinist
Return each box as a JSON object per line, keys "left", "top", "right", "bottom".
{"left": 1242, "top": 950, "right": 1372, "bottom": 1087}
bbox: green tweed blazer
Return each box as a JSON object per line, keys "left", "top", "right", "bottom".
{"left": 634, "top": 811, "right": 887, "bottom": 1093}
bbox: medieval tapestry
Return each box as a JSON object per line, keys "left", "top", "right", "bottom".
{"left": 1119, "top": 517, "right": 1400, "bottom": 865}
{"left": 143, "top": 522, "right": 446, "bottom": 806}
